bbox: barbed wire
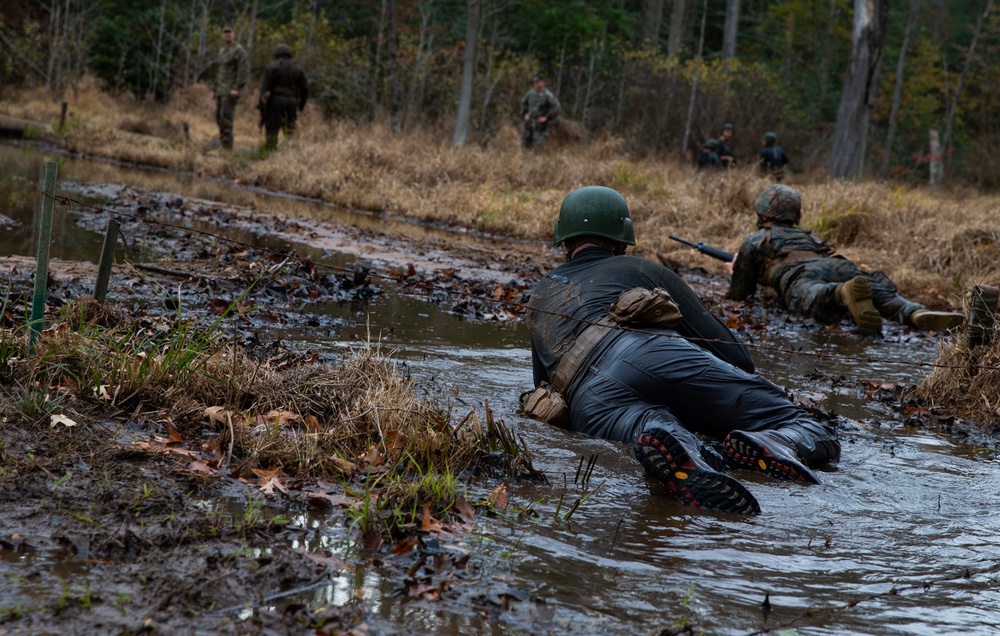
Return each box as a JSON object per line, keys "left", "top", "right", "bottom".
{"left": 37, "top": 190, "right": 1000, "bottom": 373}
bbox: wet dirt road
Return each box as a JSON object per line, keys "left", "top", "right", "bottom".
{"left": 3, "top": 143, "right": 1000, "bottom": 635}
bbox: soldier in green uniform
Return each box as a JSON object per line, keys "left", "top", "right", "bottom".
{"left": 259, "top": 44, "right": 308, "bottom": 151}
{"left": 726, "top": 185, "right": 964, "bottom": 335}
{"left": 211, "top": 25, "right": 249, "bottom": 150}
{"left": 520, "top": 73, "right": 560, "bottom": 151}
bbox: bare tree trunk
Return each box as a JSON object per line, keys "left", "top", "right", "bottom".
{"left": 387, "top": 0, "right": 401, "bottom": 132}
{"left": 453, "top": 0, "right": 479, "bottom": 146}
{"left": 942, "top": 0, "right": 993, "bottom": 168}
{"left": 932, "top": 0, "right": 945, "bottom": 41}
{"left": 881, "top": 0, "right": 920, "bottom": 177}
{"left": 681, "top": 0, "right": 708, "bottom": 159}
{"left": 369, "top": 0, "right": 388, "bottom": 121}
{"left": 666, "top": 0, "right": 686, "bottom": 57}
{"left": 929, "top": 129, "right": 943, "bottom": 185}
{"left": 247, "top": 0, "right": 259, "bottom": 58}
{"left": 820, "top": 0, "right": 836, "bottom": 101}
{"left": 783, "top": 14, "right": 794, "bottom": 76}
{"left": 827, "top": 0, "right": 889, "bottom": 180}
{"left": 642, "top": 0, "right": 665, "bottom": 47}
{"left": 45, "top": 0, "right": 61, "bottom": 94}
{"left": 722, "top": 0, "right": 740, "bottom": 59}
{"left": 152, "top": 0, "right": 167, "bottom": 98}
{"left": 405, "top": 1, "right": 434, "bottom": 127}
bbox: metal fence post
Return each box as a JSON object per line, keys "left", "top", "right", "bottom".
{"left": 94, "top": 218, "right": 121, "bottom": 303}
{"left": 29, "top": 161, "right": 58, "bottom": 350}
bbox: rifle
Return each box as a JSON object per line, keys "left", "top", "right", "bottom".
{"left": 668, "top": 235, "right": 734, "bottom": 262}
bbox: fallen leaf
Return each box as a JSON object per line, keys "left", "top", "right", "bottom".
{"left": 306, "top": 492, "right": 352, "bottom": 509}
{"left": 454, "top": 493, "right": 476, "bottom": 525}
{"left": 188, "top": 460, "right": 218, "bottom": 475}
{"left": 305, "top": 414, "right": 320, "bottom": 433}
{"left": 259, "top": 476, "right": 288, "bottom": 495}
{"left": 50, "top": 414, "right": 77, "bottom": 428}
{"left": 162, "top": 417, "right": 184, "bottom": 444}
{"left": 489, "top": 483, "right": 509, "bottom": 510}
{"left": 204, "top": 405, "right": 232, "bottom": 427}
{"left": 420, "top": 504, "right": 444, "bottom": 533}
{"left": 327, "top": 454, "right": 357, "bottom": 475}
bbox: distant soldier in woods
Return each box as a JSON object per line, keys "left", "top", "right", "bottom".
{"left": 717, "top": 123, "right": 737, "bottom": 166}
{"left": 211, "top": 25, "right": 249, "bottom": 151}
{"left": 758, "top": 132, "right": 790, "bottom": 181}
{"left": 259, "top": 44, "right": 308, "bottom": 151}
{"left": 698, "top": 139, "right": 722, "bottom": 169}
{"left": 520, "top": 73, "right": 560, "bottom": 151}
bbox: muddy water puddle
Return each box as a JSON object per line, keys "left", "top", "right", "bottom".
{"left": 3, "top": 143, "right": 1000, "bottom": 634}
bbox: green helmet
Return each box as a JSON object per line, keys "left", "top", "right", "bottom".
{"left": 754, "top": 184, "right": 801, "bottom": 225}
{"left": 274, "top": 44, "right": 292, "bottom": 58}
{"left": 763, "top": 131, "right": 777, "bottom": 144}
{"left": 553, "top": 186, "right": 636, "bottom": 247}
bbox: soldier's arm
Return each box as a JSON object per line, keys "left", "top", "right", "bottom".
{"left": 726, "top": 237, "right": 762, "bottom": 300}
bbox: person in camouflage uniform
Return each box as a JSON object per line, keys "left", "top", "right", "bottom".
{"left": 726, "top": 185, "right": 964, "bottom": 335}
{"left": 259, "top": 44, "right": 308, "bottom": 151}
{"left": 520, "top": 73, "right": 560, "bottom": 151}
{"left": 211, "top": 25, "right": 249, "bottom": 150}
{"left": 717, "top": 123, "right": 737, "bottom": 166}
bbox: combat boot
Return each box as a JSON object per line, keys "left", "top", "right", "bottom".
{"left": 967, "top": 284, "right": 999, "bottom": 349}
{"left": 723, "top": 429, "right": 823, "bottom": 485}
{"left": 634, "top": 428, "right": 760, "bottom": 515}
{"left": 909, "top": 309, "right": 964, "bottom": 332}
{"left": 835, "top": 276, "right": 882, "bottom": 335}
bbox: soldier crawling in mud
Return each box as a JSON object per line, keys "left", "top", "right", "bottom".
{"left": 259, "top": 44, "right": 308, "bottom": 151}
{"left": 520, "top": 73, "right": 560, "bottom": 151}
{"left": 211, "top": 25, "right": 250, "bottom": 151}
{"left": 523, "top": 186, "right": 841, "bottom": 515}
{"left": 726, "top": 184, "right": 964, "bottom": 335}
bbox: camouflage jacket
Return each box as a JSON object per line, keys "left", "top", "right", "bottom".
{"left": 727, "top": 225, "right": 834, "bottom": 300}
{"left": 520, "top": 88, "right": 560, "bottom": 122}
{"left": 261, "top": 58, "right": 309, "bottom": 109}
{"left": 214, "top": 43, "right": 250, "bottom": 96}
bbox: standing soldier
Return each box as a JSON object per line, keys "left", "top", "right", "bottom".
{"left": 211, "top": 24, "right": 249, "bottom": 151}
{"left": 758, "top": 131, "right": 790, "bottom": 181}
{"left": 520, "top": 73, "right": 560, "bottom": 151}
{"left": 717, "top": 123, "right": 737, "bottom": 166}
{"left": 259, "top": 44, "right": 308, "bottom": 151}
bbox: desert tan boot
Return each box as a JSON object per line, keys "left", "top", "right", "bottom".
{"left": 909, "top": 309, "right": 964, "bottom": 332}
{"left": 836, "top": 276, "right": 882, "bottom": 335}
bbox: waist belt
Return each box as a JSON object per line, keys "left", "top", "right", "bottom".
{"left": 550, "top": 316, "right": 616, "bottom": 397}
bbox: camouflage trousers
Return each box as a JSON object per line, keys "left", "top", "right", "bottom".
{"left": 777, "top": 256, "right": 925, "bottom": 324}
{"left": 215, "top": 96, "right": 238, "bottom": 149}
{"left": 264, "top": 95, "right": 299, "bottom": 150}
{"left": 522, "top": 120, "right": 550, "bottom": 150}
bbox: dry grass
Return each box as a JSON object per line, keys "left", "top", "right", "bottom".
{"left": 0, "top": 298, "right": 502, "bottom": 484}
{"left": 5, "top": 80, "right": 1000, "bottom": 310}
{"left": 915, "top": 319, "right": 1000, "bottom": 429}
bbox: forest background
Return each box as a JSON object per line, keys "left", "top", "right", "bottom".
{"left": 1, "top": 0, "right": 998, "bottom": 188}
